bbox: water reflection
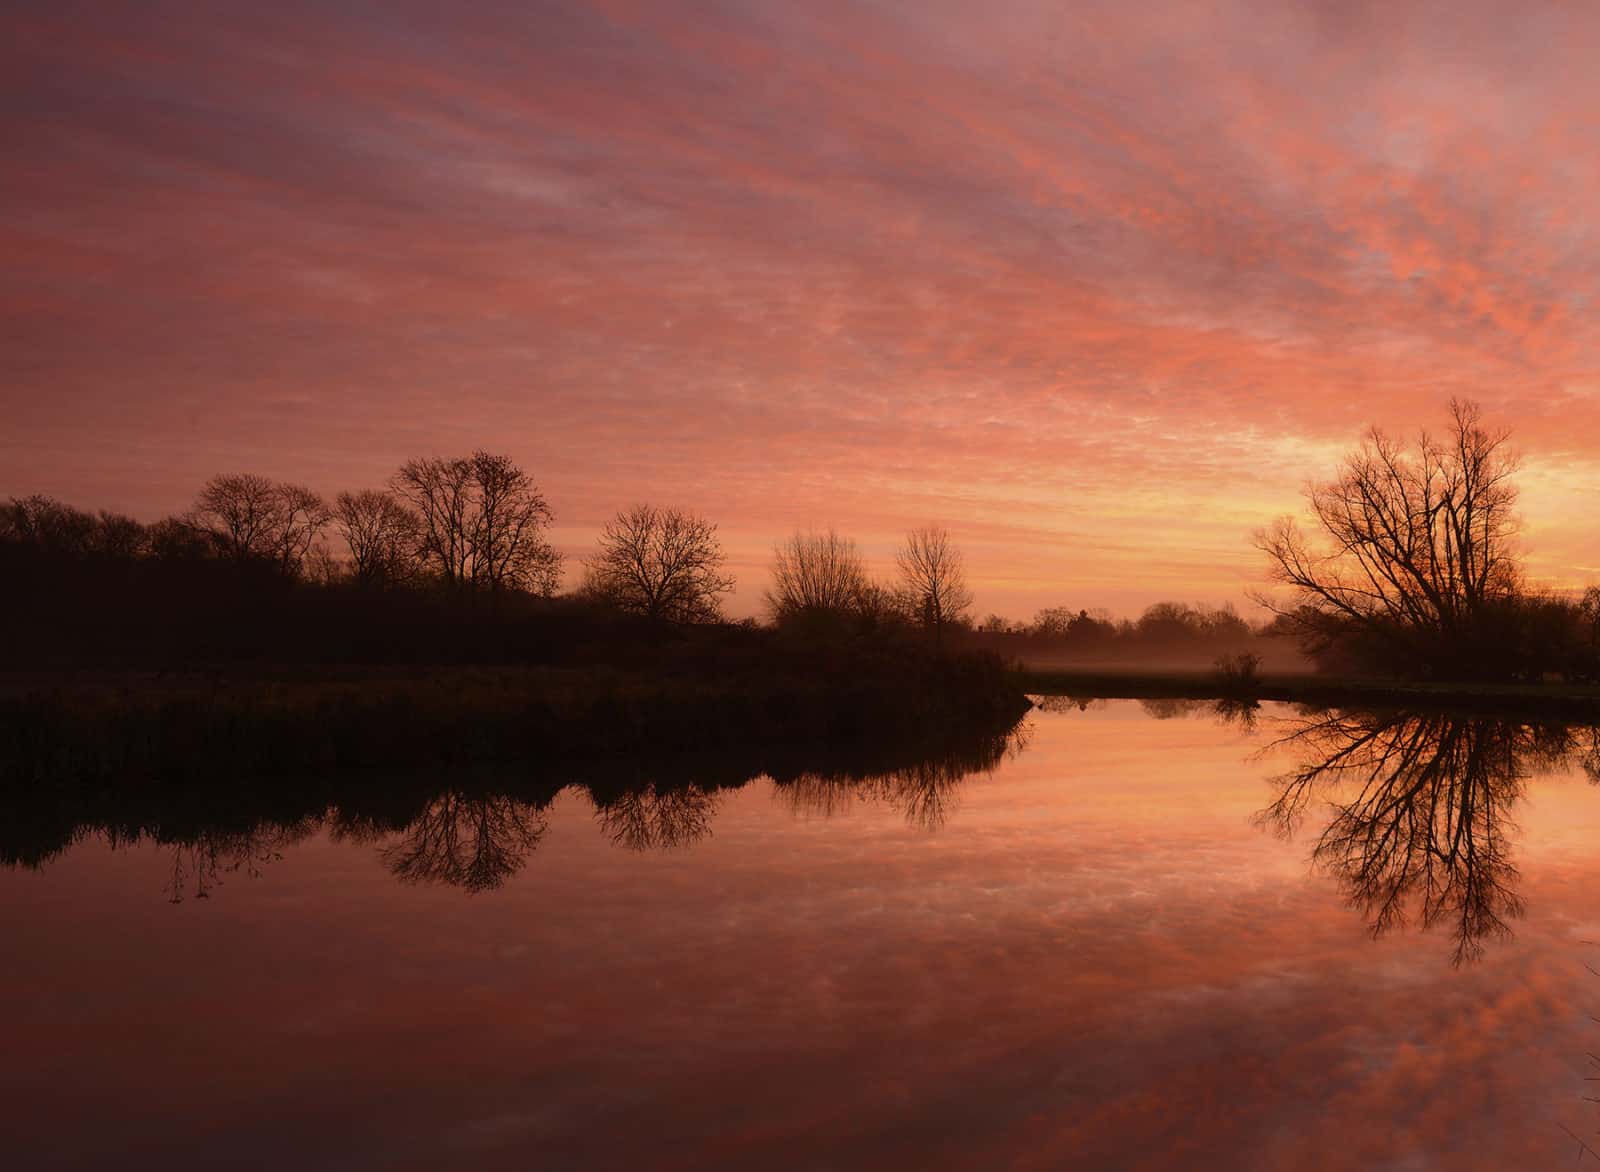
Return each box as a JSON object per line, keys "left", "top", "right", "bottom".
{"left": 376, "top": 793, "right": 550, "bottom": 893}
{"left": 155, "top": 821, "right": 316, "bottom": 903}
{"left": 777, "top": 725, "right": 1029, "bottom": 830}
{"left": 0, "top": 721, "right": 1027, "bottom": 899}
{"left": 1260, "top": 711, "right": 1596, "bottom": 964}
{"left": 594, "top": 784, "right": 721, "bottom": 852}
{"left": 1036, "top": 692, "right": 1260, "bottom": 729}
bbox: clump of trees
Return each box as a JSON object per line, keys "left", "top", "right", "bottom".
{"left": 1, "top": 466, "right": 993, "bottom": 656}
{"left": 1, "top": 453, "right": 570, "bottom": 604}
{"left": 766, "top": 530, "right": 869, "bottom": 623}
{"left": 1256, "top": 400, "right": 1600, "bottom": 682}
{"left": 965, "top": 599, "right": 1264, "bottom": 664}
{"left": 191, "top": 473, "right": 331, "bottom": 574}
{"left": 392, "top": 452, "right": 562, "bottom": 595}
{"left": 761, "top": 524, "right": 977, "bottom": 640}
{"left": 333, "top": 489, "right": 422, "bottom": 587}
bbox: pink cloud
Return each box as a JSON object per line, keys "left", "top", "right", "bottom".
{"left": 5, "top": 0, "right": 1600, "bottom": 617}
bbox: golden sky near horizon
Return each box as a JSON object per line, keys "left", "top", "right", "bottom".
{"left": 5, "top": 0, "right": 1600, "bottom": 618}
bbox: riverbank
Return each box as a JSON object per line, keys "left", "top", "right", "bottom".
{"left": 1021, "top": 668, "right": 1600, "bottom": 718}
{"left": 0, "top": 647, "right": 1031, "bottom": 787}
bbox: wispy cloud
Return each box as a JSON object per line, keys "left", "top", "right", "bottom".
{"left": 5, "top": 0, "right": 1600, "bottom": 614}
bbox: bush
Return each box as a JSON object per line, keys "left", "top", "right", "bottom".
{"left": 1212, "top": 651, "right": 1262, "bottom": 695}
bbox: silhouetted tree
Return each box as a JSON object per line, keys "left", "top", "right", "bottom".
{"left": 765, "top": 529, "right": 868, "bottom": 622}
{"left": 333, "top": 489, "right": 421, "bottom": 586}
{"left": 1032, "top": 606, "right": 1076, "bottom": 639}
{"left": 895, "top": 525, "right": 974, "bottom": 640}
{"left": 92, "top": 511, "right": 149, "bottom": 559}
{"left": 392, "top": 452, "right": 561, "bottom": 594}
{"left": 852, "top": 580, "right": 905, "bottom": 629}
{"left": 1579, "top": 587, "right": 1600, "bottom": 682}
{"left": 1255, "top": 400, "right": 1521, "bottom": 677}
{"left": 584, "top": 504, "right": 734, "bottom": 623}
{"left": 1, "top": 495, "right": 107, "bottom": 554}
{"left": 191, "top": 473, "right": 331, "bottom": 574}
{"left": 1136, "top": 601, "right": 1200, "bottom": 642}
{"left": 145, "top": 515, "right": 212, "bottom": 561}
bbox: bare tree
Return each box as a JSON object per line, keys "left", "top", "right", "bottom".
{"left": 191, "top": 473, "right": 331, "bottom": 574}
{"left": 584, "top": 504, "right": 734, "bottom": 623}
{"left": 467, "top": 452, "right": 559, "bottom": 594}
{"left": 192, "top": 474, "right": 281, "bottom": 561}
{"left": 333, "top": 489, "right": 421, "bottom": 586}
{"left": 895, "top": 525, "right": 974, "bottom": 639}
{"left": 765, "top": 529, "right": 868, "bottom": 621}
{"left": 276, "top": 482, "right": 332, "bottom": 572}
{"left": 392, "top": 457, "right": 472, "bottom": 585}
{"left": 1581, "top": 588, "right": 1600, "bottom": 662}
{"left": 1254, "top": 400, "right": 1521, "bottom": 674}
{"left": 392, "top": 452, "right": 561, "bottom": 595}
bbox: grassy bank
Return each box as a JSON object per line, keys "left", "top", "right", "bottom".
{"left": 1021, "top": 668, "right": 1600, "bottom": 719}
{"left": 0, "top": 646, "right": 1030, "bottom": 789}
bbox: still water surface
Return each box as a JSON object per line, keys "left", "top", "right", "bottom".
{"left": 6, "top": 700, "right": 1600, "bottom": 1169}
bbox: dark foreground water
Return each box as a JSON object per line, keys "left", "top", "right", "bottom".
{"left": 6, "top": 700, "right": 1600, "bottom": 1170}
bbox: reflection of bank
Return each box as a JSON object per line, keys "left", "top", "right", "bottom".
{"left": 1260, "top": 711, "right": 1595, "bottom": 965}
{"left": 158, "top": 820, "right": 318, "bottom": 903}
{"left": 1, "top": 718, "right": 1032, "bottom": 899}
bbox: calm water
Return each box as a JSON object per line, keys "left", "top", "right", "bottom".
{"left": 7, "top": 700, "right": 1600, "bottom": 1169}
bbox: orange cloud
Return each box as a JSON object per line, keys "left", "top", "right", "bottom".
{"left": 5, "top": 0, "right": 1600, "bottom": 617}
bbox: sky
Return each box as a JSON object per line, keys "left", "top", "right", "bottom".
{"left": 5, "top": 0, "right": 1600, "bottom": 619}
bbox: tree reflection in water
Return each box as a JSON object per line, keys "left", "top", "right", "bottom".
{"left": 0, "top": 720, "right": 1029, "bottom": 898}
{"left": 775, "top": 723, "right": 1028, "bottom": 830}
{"left": 594, "top": 784, "right": 721, "bottom": 851}
{"left": 150, "top": 821, "right": 318, "bottom": 903}
{"left": 1259, "top": 711, "right": 1590, "bottom": 965}
{"left": 377, "top": 793, "right": 549, "bottom": 893}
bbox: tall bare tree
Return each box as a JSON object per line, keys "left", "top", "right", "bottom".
{"left": 1254, "top": 399, "right": 1521, "bottom": 672}
{"left": 191, "top": 473, "right": 331, "bottom": 574}
{"left": 895, "top": 525, "right": 974, "bottom": 639}
{"left": 468, "top": 452, "right": 559, "bottom": 594}
{"left": 584, "top": 504, "right": 734, "bottom": 623}
{"left": 333, "top": 489, "right": 421, "bottom": 585}
{"left": 392, "top": 452, "right": 561, "bottom": 594}
{"left": 765, "top": 529, "right": 869, "bottom": 621}
{"left": 275, "top": 483, "right": 332, "bottom": 571}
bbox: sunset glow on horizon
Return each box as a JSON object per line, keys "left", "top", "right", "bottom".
{"left": 7, "top": 0, "right": 1600, "bottom": 618}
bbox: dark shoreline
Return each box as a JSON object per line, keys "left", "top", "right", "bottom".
{"left": 0, "top": 655, "right": 1032, "bottom": 788}
{"left": 1022, "top": 668, "right": 1600, "bottom": 719}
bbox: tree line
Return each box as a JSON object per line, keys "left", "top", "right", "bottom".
{"left": 0, "top": 453, "right": 981, "bottom": 638}
{"left": 7, "top": 398, "right": 1595, "bottom": 683}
